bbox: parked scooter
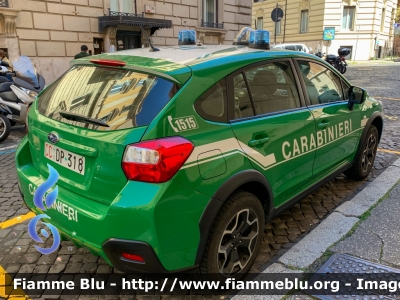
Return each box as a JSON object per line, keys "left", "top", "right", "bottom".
{"left": 315, "top": 48, "right": 351, "bottom": 74}
{"left": 0, "top": 56, "right": 45, "bottom": 142}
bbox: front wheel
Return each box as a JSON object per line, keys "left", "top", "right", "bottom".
{"left": 0, "top": 114, "right": 11, "bottom": 142}
{"left": 345, "top": 125, "right": 378, "bottom": 180}
{"left": 198, "top": 191, "right": 265, "bottom": 281}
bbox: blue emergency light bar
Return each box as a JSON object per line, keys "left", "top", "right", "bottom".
{"left": 178, "top": 30, "right": 196, "bottom": 46}
{"left": 248, "top": 30, "right": 271, "bottom": 50}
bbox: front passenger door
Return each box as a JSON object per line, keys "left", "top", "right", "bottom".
{"left": 295, "top": 60, "right": 362, "bottom": 178}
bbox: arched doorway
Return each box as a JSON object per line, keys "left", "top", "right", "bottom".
{"left": 116, "top": 30, "right": 141, "bottom": 50}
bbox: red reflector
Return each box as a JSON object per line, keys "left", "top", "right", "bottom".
{"left": 90, "top": 59, "right": 126, "bottom": 67}
{"left": 121, "top": 253, "right": 145, "bottom": 263}
{"left": 122, "top": 137, "right": 194, "bottom": 183}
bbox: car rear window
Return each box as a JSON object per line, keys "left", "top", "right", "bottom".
{"left": 38, "top": 66, "right": 179, "bottom": 131}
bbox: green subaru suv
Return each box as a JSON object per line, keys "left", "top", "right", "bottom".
{"left": 16, "top": 33, "right": 382, "bottom": 279}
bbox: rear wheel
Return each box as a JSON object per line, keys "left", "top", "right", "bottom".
{"left": 335, "top": 62, "right": 344, "bottom": 73}
{"left": 340, "top": 66, "right": 347, "bottom": 74}
{"left": 0, "top": 114, "right": 11, "bottom": 142}
{"left": 345, "top": 125, "right": 378, "bottom": 180}
{"left": 198, "top": 191, "right": 265, "bottom": 281}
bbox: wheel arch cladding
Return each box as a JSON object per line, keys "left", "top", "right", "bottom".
{"left": 195, "top": 169, "right": 274, "bottom": 265}
{"left": 356, "top": 112, "right": 382, "bottom": 160}
{"left": 371, "top": 115, "right": 383, "bottom": 141}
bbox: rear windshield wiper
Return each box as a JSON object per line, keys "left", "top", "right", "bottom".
{"left": 58, "top": 111, "right": 110, "bottom": 128}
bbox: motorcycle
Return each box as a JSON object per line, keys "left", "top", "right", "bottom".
{"left": 315, "top": 48, "right": 351, "bottom": 74}
{"left": 0, "top": 56, "right": 45, "bottom": 142}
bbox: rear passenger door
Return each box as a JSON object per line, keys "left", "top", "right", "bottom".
{"left": 229, "top": 59, "right": 317, "bottom": 207}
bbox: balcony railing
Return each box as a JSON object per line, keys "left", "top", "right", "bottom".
{"left": 0, "top": 0, "right": 9, "bottom": 7}
{"left": 201, "top": 20, "right": 224, "bottom": 29}
{"left": 109, "top": 9, "right": 144, "bottom": 18}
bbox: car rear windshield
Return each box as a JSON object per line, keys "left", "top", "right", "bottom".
{"left": 37, "top": 66, "right": 179, "bottom": 131}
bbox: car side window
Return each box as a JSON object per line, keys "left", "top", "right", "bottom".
{"left": 285, "top": 45, "right": 296, "bottom": 51}
{"left": 297, "top": 61, "right": 344, "bottom": 105}
{"left": 233, "top": 73, "right": 255, "bottom": 119}
{"left": 194, "top": 79, "right": 227, "bottom": 123}
{"left": 244, "top": 61, "right": 301, "bottom": 115}
{"left": 341, "top": 80, "right": 350, "bottom": 100}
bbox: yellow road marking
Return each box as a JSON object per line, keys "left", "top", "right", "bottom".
{"left": 374, "top": 96, "right": 400, "bottom": 101}
{"left": 0, "top": 265, "right": 30, "bottom": 299}
{"left": 0, "top": 212, "right": 35, "bottom": 230}
{"left": 378, "top": 148, "right": 400, "bottom": 155}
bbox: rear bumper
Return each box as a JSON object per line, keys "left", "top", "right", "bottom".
{"left": 103, "top": 239, "right": 197, "bottom": 273}
{"left": 16, "top": 137, "right": 210, "bottom": 272}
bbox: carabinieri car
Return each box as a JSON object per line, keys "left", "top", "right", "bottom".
{"left": 16, "top": 30, "right": 382, "bottom": 280}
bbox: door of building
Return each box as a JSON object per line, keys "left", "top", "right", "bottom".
{"left": 116, "top": 31, "right": 141, "bottom": 51}
{"left": 93, "top": 38, "right": 104, "bottom": 55}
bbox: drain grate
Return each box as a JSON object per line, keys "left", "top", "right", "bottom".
{"left": 309, "top": 254, "right": 400, "bottom": 300}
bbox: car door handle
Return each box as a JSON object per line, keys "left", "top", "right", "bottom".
{"left": 248, "top": 137, "right": 269, "bottom": 147}
{"left": 317, "top": 122, "right": 330, "bottom": 129}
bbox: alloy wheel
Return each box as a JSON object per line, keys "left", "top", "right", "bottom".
{"left": 361, "top": 133, "right": 377, "bottom": 174}
{"left": 217, "top": 209, "right": 259, "bottom": 276}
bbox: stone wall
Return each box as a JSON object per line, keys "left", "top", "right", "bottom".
{"left": 252, "top": 0, "right": 398, "bottom": 60}
{"left": 5, "top": 0, "right": 105, "bottom": 82}
{"left": 1, "top": 0, "right": 252, "bottom": 83}
{"left": 148, "top": 0, "right": 252, "bottom": 45}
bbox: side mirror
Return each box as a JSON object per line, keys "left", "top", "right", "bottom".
{"left": 348, "top": 86, "right": 367, "bottom": 111}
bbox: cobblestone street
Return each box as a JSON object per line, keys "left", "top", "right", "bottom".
{"left": 0, "top": 63, "right": 400, "bottom": 299}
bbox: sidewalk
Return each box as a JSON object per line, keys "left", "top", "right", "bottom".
{"left": 234, "top": 157, "right": 400, "bottom": 300}
{"left": 348, "top": 58, "right": 400, "bottom": 65}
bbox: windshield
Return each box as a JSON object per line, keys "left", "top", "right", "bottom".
{"left": 13, "top": 56, "right": 39, "bottom": 87}
{"left": 37, "top": 66, "right": 179, "bottom": 131}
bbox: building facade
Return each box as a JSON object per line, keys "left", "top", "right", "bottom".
{"left": 252, "top": 0, "right": 398, "bottom": 60}
{"left": 0, "top": 0, "right": 252, "bottom": 83}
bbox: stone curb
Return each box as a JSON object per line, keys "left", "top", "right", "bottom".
{"left": 277, "top": 212, "right": 358, "bottom": 269}
{"left": 335, "top": 165, "right": 400, "bottom": 217}
{"left": 233, "top": 157, "right": 400, "bottom": 300}
{"left": 278, "top": 157, "right": 400, "bottom": 271}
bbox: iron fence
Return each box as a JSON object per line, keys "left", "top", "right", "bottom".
{"left": 0, "top": 0, "right": 9, "bottom": 7}
{"left": 201, "top": 20, "right": 224, "bottom": 29}
{"left": 109, "top": 9, "right": 144, "bottom": 18}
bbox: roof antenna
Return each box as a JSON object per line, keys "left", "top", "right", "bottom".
{"left": 140, "top": 26, "right": 160, "bottom": 52}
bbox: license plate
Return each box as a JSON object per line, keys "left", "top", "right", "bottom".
{"left": 44, "top": 143, "right": 85, "bottom": 175}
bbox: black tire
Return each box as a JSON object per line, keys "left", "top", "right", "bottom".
{"left": 345, "top": 125, "right": 379, "bottom": 180}
{"left": 340, "top": 66, "right": 347, "bottom": 74}
{"left": 198, "top": 191, "right": 265, "bottom": 281}
{"left": 334, "top": 61, "right": 342, "bottom": 73}
{"left": 0, "top": 114, "right": 11, "bottom": 142}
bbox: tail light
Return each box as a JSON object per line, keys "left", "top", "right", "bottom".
{"left": 90, "top": 59, "right": 126, "bottom": 67}
{"left": 122, "top": 137, "right": 194, "bottom": 183}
